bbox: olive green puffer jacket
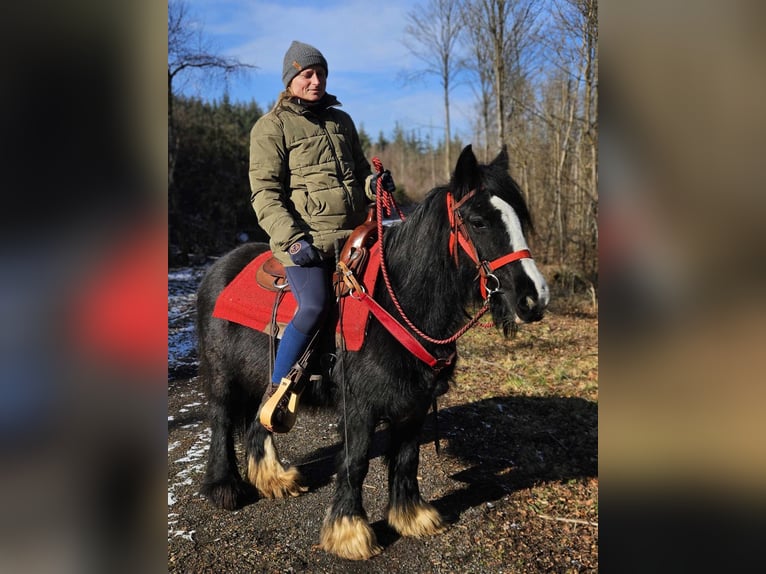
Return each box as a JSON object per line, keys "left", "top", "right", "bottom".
{"left": 249, "top": 93, "right": 375, "bottom": 266}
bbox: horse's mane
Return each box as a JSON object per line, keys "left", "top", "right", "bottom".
{"left": 374, "top": 187, "right": 466, "bottom": 338}
{"left": 382, "top": 185, "right": 451, "bottom": 273}
{"left": 386, "top": 185, "right": 449, "bottom": 248}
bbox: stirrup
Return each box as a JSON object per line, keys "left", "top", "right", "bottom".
{"left": 258, "top": 373, "right": 323, "bottom": 433}
{"left": 259, "top": 375, "right": 303, "bottom": 434}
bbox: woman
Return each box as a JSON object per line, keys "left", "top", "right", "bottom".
{"left": 249, "top": 40, "right": 394, "bottom": 409}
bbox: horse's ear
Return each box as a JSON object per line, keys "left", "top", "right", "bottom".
{"left": 491, "top": 145, "right": 510, "bottom": 171}
{"left": 452, "top": 145, "right": 480, "bottom": 198}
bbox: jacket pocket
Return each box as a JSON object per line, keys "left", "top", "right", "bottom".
{"left": 305, "top": 187, "right": 348, "bottom": 218}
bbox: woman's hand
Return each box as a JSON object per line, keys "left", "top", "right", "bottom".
{"left": 370, "top": 170, "right": 396, "bottom": 194}
{"left": 288, "top": 239, "right": 322, "bottom": 266}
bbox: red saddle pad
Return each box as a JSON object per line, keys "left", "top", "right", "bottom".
{"left": 212, "top": 243, "right": 381, "bottom": 351}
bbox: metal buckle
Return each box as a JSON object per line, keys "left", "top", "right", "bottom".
{"left": 484, "top": 273, "right": 501, "bottom": 296}
{"left": 337, "top": 261, "right": 365, "bottom": 297}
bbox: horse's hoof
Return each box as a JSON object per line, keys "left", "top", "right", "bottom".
{"left": 247, "top": 436, "right": 307, "bottom": 498}
{"left": 319, "top": 515, "right": 382, "bottom": 560}
{"left": 386, "top": 501, "right": 447, "bottom": 537}
{"left": 248, "top": 458, "right": 307, "bottom": 499}
{"left": 200, "top": 477, "right": 254, "bottom": 510}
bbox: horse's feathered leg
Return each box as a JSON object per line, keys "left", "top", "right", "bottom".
{"left": 199, "top": 377, "right": 254, "bottom": 510}
{"left": 319, "top": 413, "right": 381, "bottom": 560}
{"left": 244, "top": 417, "right": 307, "bottom": 498}
{"left": 385, "top": 417, "right": 447, "bottom": 537}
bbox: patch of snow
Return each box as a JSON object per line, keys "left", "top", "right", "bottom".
{"left": 175, "top": 440, "right": 209, "bottom": 464}
{"left": 168, "top": 265, "right": 208, "bottom": 378}
{"left": 167, "top": 426, "right": 211, "bottom": 529}
{"left": 171, "top": 530, "right": 195, "bottom": 542}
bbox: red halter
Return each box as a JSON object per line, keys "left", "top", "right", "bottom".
{"left": 447, "top": 190, "right": 532, "bottom": 300}
{"left": 343, "top": 169, "right": 535, "bottom": 372}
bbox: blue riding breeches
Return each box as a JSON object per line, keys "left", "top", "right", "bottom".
{"left": 270, "top": 262, "right": 333, "bottom": 384}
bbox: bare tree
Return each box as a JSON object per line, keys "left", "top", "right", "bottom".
{"left": 543, "top": 0, "right": 598, "bottom": 273}
{"left": 567, "top": 0, "right": 597, "bottom": 206}
{"left": 462, "top": 6, "right": 496, "bottom": 161}
{"left": 168, "top": 0, "right": 254, "bottom": 186}
{"left": 402, "top": 0, "right": 465, "bottom": 179}
{"left": 461, "top": 0, "right": 541, "bottom": 150}
{"left": 457, "top": 0, "right": 598, "bottom": 279}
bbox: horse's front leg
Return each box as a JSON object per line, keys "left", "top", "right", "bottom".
{"left": 319, "top": 414, "right": 381, "bottom": 560}
{"left": 244, "top": 413, "right": 306, "bottom": 499}
{"left": 386, "top": 419, "right": 446, "bottom": 537}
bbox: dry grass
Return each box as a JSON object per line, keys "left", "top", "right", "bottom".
{"left": 448, "top": 294, "right": 598, "bottom": 405}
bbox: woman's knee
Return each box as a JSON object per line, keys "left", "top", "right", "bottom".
{"left": 292, "top": 300, "right": 327, "bottom": 333}
{"left": 285, "top": 266, "right": 332, "bottom": 333}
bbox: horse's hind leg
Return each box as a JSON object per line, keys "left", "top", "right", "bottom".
{"left": 385, "top": 420, "right": 446, "bottom": 537}
{"left": 244, "top": 417, "right": 307, "bottom": 499}
{"left": 199, "top": 383, "right": 254, "bottom": 510}
{"left": 319, "top": 415, "right": 382, "bottom": 560}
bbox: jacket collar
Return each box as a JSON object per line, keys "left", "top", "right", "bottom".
{"left": 286, "top": 92, "right": 341, "bottom": 114}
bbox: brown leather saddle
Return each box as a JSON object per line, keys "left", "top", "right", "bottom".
{"left": 255, "top": 204, "right": 379, "bottom": 297}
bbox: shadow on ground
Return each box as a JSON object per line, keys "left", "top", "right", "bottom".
{"left": 291, "top": 394, "right": 597, "bottom": 536}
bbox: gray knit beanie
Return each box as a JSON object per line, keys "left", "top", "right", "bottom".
{"left": 282, "top": 40, "right": 328, "bottom": 87}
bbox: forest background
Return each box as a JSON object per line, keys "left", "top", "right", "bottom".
{"left": 168, "top": 0, "right": 598, "bottom": 295}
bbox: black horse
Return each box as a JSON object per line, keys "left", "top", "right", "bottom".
{"left": 196, "top": 145, "right": 550, "bottom": 560}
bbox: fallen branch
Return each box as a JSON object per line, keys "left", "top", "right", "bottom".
{"left": 536, "top": 513, "right": 598, "bottom": 527}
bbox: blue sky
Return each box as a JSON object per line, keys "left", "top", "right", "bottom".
{"left": 176, "top": 0, "right": 477, "bottom": 142}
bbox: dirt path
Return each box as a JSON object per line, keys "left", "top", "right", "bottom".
{"left": 168, "top": 311, "right": 598, "bottom": 573}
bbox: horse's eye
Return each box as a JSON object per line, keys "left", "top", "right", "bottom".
{"left": 469, "top": 217, "right": 487, "bottom": 229}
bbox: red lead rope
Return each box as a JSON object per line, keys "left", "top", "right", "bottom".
{"left": 371, "top": 159, "right": 490, "bottom": 349}
{"left": 372, "top": 157, "right": 406, "bottom": 220}
{"left": 351, "top": 287, "right": 454, "bottom": 371}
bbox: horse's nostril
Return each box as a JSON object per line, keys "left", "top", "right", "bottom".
{"left": 518, "top": 295, "right": 535, "bottom": 312}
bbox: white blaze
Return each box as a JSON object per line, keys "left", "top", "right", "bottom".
{"left": 489, "top": 196, "right": 550, "bottom": 306}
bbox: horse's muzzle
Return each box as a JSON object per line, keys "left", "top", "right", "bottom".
{"left": 515, "top": 293, "right": 547, "bottom": 323}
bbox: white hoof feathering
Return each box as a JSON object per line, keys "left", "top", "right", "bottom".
{"left": 387, "top": 501, "right": 447, "bottom": 537}
{"left": 319, "top": 514, "right": 382, "bottom": 560}
{"left": 247, "top": 436, "right": 307, "bottom": 498}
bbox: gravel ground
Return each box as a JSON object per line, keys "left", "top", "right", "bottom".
{"left": 168, "top": 295, "right": 598, "bottom": 572}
